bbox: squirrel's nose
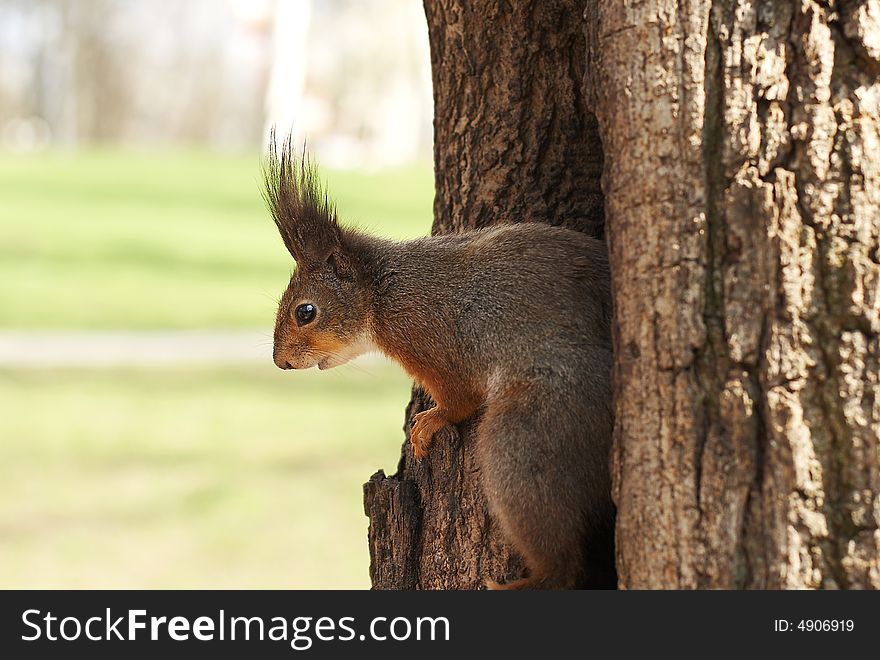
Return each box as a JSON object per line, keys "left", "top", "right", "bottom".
{"left": 273, "top": 353, "right": 293, "bottom": 370}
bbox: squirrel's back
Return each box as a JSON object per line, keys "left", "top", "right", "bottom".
{"left": 369, "top": 222, "right": 611, "bottom": 393}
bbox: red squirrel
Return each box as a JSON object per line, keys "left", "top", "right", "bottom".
{"left": 264, "top": 137, "right": 616, "bottom": 589}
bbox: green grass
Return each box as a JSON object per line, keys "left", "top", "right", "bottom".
{"left": 0, "top": 149, "right": 433, "bottom": 329}
{"left": 0, "top": 148, "right": 432, "bottom": 587}
{"left": 0, "top": 362, "right": 412, "bottom": 588}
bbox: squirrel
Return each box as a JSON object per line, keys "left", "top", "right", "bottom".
{"left": 264, "top": 137, "right": 616, "bottom": 590}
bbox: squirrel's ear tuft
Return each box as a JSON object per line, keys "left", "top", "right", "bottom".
{"left": 262, "top": 129, "right": 344, "bottom": 266}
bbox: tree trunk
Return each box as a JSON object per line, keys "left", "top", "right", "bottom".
{"left": 588, "top": 0, "right": 879, "bottom": 588}
{"left": 365, "top": 0, "right": 879, "bottom": 590}
{"left": 363, "top": 0, "right": 605, "bottom": 589}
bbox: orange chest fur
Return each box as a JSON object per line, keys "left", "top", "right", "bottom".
{"left": 380, "top": 338, "right": 484, "bottom": 424}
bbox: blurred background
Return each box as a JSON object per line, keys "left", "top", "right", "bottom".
{"left": 0, "top": 0, "right": 434, "bottom": 587}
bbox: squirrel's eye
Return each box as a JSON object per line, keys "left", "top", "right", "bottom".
{"left": 294, "top": 303, "right": 316, "bottom": 326}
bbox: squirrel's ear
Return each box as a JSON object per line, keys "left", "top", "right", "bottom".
{"left": 327, "top": 250, "right": 353, "bottom": 280}
{"left": 262, "top": 131, "right": 344, "bottom": 267}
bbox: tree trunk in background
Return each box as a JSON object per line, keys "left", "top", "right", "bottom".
{"left": 587, "top": 0, "right": 879, "bottom": 588}
{"left": 363, "top": 0, "right": 605, "bottom": 589}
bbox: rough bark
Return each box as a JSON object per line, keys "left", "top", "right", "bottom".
{"left": 363, "top": 0, "right": 605, "bottom": 589}
{"left": 587, "top": 0, "right": 879, "bottom": 588}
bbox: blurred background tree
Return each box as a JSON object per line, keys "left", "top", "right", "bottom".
{"left": 0, "top": 0, "right": 432, "bottom": 164}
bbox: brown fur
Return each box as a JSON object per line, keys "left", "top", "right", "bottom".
{"left": 264, "top": 138, "right": 617, "bottom": 589}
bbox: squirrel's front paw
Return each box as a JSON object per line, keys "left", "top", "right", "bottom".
{"left": 409, "top": 408, "right": 452, "bottom": 459}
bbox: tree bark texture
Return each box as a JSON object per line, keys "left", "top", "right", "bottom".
{"left": 363, "top": 0, "right": 606, "bottom": 589}
{"left": 587, "top": 0, "right": 879, "bottom": 588}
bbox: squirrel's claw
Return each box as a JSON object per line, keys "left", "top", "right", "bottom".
{"left": 410, "top": 407, "right": 451, "bottom": 460}
{"left": 484, "top": 576, "right": 539, "bottom": 590}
